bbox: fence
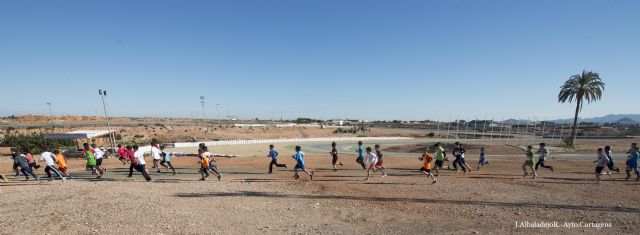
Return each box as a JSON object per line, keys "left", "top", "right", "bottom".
{"left": 137, "top": 136, "right": 413, "bottom": 154}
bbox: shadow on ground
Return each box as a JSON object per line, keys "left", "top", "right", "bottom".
{"left": 173, "top": 191, "right": 640, "bottom": 213}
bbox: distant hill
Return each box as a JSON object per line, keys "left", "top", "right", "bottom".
{"left": 617, "top": 118, "right": 639, "bottom": 124}
{"left": 556, "top": 114, "right": 640, "bottom": 124}
{"left": 500, "top": 114, "right": 640, "bottom": 124}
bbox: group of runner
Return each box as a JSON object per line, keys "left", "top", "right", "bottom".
{"left": 197, "top": 143, "right": 223, "bottom": 181}
{"left": 264, "top": 141, "right": 640, "bottom": 185}
{"left": 595, "top": 143, "right": 639, "bottom": 183}
{"left": 10, "top": 146, "right": 72, "bottom": 181}
{"left": 6, "top": 140, "right": 640, "bottom": 185}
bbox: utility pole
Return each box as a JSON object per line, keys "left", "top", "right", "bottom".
{"left": 436, "top": 118, "right": 440, "bottom": 142}
{"left": 482, "top": 115, "right": 487, "bottom": 144}
{"left": 200, "top": 96, "right": 206, "bottom": 125}
{"left": 515, "top": 119, "right": 521, "bottom": 146}
{"left": 456, "top": 115, "right": 460, "bottom": 140}
{"left": 446, "top": 114, "right": 451, "bottom": 141}
{"left": 46, "top": 102, "right": 53, "bottom": 117}
{"left": 216, "top": 103, "right": 220, "bottom": 126}
{"left": 98, "top": 89, "right": 116, "bottom": 152}
{"left": 46, "top": 102, "right": 53, "bottom": 131}
{"left": 473, "top": 116, "right": 478, "bottom": 144}
{"left": 489, "top": 116, "right": 496, "bottom": 143}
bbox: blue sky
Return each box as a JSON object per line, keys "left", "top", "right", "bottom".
{"left": 1, "top": 0, "right": 638, "bottom": 121}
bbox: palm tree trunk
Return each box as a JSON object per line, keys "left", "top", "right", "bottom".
{"left": 570, "top": 98, "right": 581, "bottom": 146}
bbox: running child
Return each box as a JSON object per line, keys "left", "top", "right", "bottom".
{"left": 83, "top": 143, "right": 103, "bottom": 178}
{"left": 330, "top": 142, "right": 343, "bottom": 171}
{"left": 477, "top": 147, "right": 490, "bottom": 171}
{"left": 126, "top": 145, "right": 136, "bottom": 177}
{"left": 433, "top": 142, "right": 446, "bottom": 176}
{"left": 54, "top": 149, "right": 72, "bottom": 179}
{"left": 457, "top": 143, "right": 472, "bottom": 174}
{"left": 604, "top": 146, "right": 620, "bottom": 175}
{"left": 151, "top": 142, "right": 162, "bottom": 173}
{"left": 159, "top": 145, "right": 176, "bottom": 175}
{"left": 203, "top": 146, "right": 222, "bottom": 181}
{"left": 14, "top": 151, "right": 39, "bottom": 181}
{"left": 451, "top": 142, "right": 468, "bottom": 173}
{"left": 364, "top": 147, "right": 385, "bottom": 181}
{"left": 374, "top": 144, "right": 387, "bottom": 176}
{"left": 625, "top": 144, "right": 639, "bottom": 181}
{"left": 91, "top": 144, "right": 106, "bottom": 174}
{"left": 0, "top": 157, "right": 6, "bottom": 181}
{"left": 40, "top": 147, "right": 66, "bottom": 181}
{"left": 535, "top": 143, "right": 554, "bottom": 172}
{"left": 594, "top": 148, "right": 609, "bottom": 183}
{"left": 25, "top": 149, "right": 39, "bottom": 171}
{"left": 355, "top": 141, "right": 366, "bottom": 169}
{"left": 12, "top": 151, "right": 26, "bottom": 177}
{"left": 292, "top": 146, "right": 313, "bottom": 180}
{"left": 198, "top": 148, "right": 210, "bottom": 181}
{"left": 418, "top": 148, "right": 437, "bottom": 184}
{"left": 127, "top": 145, "right": 152, "bottom": 181}
{"left": 117, "top": 144, "right": 129, "bottom": 165}
{"left": 522, "top": 145, "right": 537, "bottom": 179}
{"left": 267, "top": 144, "right": 287, "bottom": 174}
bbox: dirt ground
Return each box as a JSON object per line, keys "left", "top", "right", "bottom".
{"left": 1, "top": 149, "right": 639, "bottom": 235}
{"left": 0, "top": 115, "right": 427, "bottom": 145}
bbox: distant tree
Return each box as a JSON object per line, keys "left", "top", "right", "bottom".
{"left": 558, "top": 70, "right": 605, "bottom": 146}
{"left": 295, "top": 118, "right": 323, "bottom": 124}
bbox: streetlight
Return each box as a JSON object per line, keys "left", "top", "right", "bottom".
{"left": 98, "top": 89, "right": 116, "bottom": 152}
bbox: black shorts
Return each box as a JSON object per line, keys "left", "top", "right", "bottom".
{"left": 420, "top": 167, "right": 431, "bottom": 172}
{"left": 435, "top": 160, "right": 444, "bottom": 167}
{"left": 595, "top": 166, "right": 605, "bottom": 174}
{"left": 96, "top": 158, "right": 103, "bottom": 166}
{"left": 459, "top": 158, "right": 466, "bottom": 164}
{"left": 332, "top": 155, "right": 338, "bottom": 165}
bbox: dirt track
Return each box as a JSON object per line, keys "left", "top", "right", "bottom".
{"left": 1, "top": 150, "right": 639, "bottom": 235}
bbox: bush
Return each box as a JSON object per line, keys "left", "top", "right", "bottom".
{"left": 562, "top": 136, "right": 574, "bottom": 147}
{"left": 134, "top": 134, "right": 145, "bottom": 138}
{"left": 0, "top": 134, "right": 76, "bottom": 153}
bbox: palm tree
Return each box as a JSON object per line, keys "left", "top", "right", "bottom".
{"left": 558, "top": 70, "right": 605, "bottom": 146}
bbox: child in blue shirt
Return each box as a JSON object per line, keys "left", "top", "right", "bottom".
{"left": 355, "top": 141, "right": 366, "bottom": 169}
{"left": 477, "top": 147, "right": 490, "bottom": 171}
{"left": 159, "top": 145, "right": 176, "bottom": 175}
{"left": 625, "top": 144, "right": 639, "bottom": 181}
{"left": 292, "top": 146, "right": 313, "bottom": 180}
{"left": 267, "top": 144, "right": 287, "bottom": 174}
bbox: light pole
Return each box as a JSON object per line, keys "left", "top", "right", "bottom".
{"left": 216, "top": 103, "right": 220, "bottom": 126}
{"left": 98, "top": 89, "right": 116, "bottom": 152}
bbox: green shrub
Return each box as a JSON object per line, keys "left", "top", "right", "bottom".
{"left": 0, "top": 134, "right": 76, "bottom": 153}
